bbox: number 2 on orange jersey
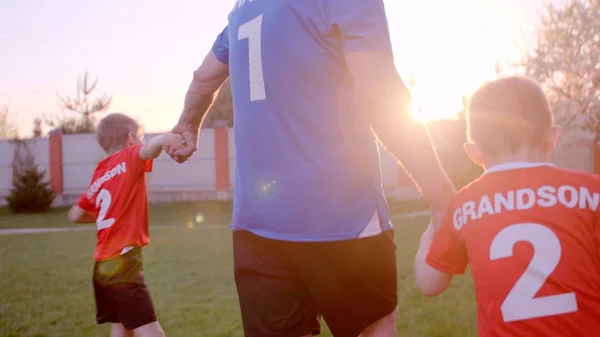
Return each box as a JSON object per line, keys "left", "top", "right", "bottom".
{"left": 96, "top": 189, "right": 115, "bottom": 230}
{"left": 490, "top": 222, "right": 578, "bottom": 322}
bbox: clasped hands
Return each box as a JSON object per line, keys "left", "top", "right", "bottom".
{"left": 163, "top": 125, "right": 199, "bottom": 164}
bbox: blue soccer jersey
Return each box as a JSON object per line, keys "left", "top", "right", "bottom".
{"left": 213, "top": 0, "right": 394, "bottom": 241}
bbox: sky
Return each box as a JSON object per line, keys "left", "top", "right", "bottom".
{"left": 0, "top": 0, "right": 547, "bottom": 136}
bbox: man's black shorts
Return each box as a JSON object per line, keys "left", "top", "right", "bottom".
{"left": 93, "top": 247, "right": 157, "bottom": 331}
{"left": 233, "top": 230, "right": 398, "bottom": 337}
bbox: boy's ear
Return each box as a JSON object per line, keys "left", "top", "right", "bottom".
{"left": 126, "top": 132, "right": 138, "bottom": 145}
{"left": 543, "top": 125, "right": 561, "bottom": 152}
{"left": 463, "top": 142, "right": 485, "bottom": 166}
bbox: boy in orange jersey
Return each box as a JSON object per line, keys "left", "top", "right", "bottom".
{"left": 415, "top": 77, "right": 600, "bottom": 336}
{"left": 68, "top": 113, "right": 185, "bottom": 337}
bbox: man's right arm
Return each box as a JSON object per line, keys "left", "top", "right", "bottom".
{"left": 177, "top": 51, "right": 230, "bottom": 133}
{"left": 167, "top": 26, "right": 231, "bottom": 163}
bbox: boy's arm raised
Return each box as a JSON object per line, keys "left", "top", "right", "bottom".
{"left": 139, "top": 133, "right": 185, "bottom": 161}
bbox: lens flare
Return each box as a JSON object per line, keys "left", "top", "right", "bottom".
{"left": 255, "top": 180, "right": 277, "bottom": 198}
{"left": 96, "top": 257, "right": 125, "bottom": 283}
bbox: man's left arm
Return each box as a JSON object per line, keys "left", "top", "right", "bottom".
{"left": 333, "top": 0, "right": 455, "bottom": 228}
{"left": 166, "top": 26, "right": 231, "bottom": 163}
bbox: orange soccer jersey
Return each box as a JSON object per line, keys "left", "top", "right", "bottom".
{"left": 78, "top": 145, "right": 153, "bottom": 261}
{"left": 427, "top": 162, "right": 600, "bottom": 337}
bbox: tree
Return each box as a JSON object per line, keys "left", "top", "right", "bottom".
{"left": 46, "top": 71, "right": 112, "bottom": 134}
{"left": 7, "top": 167, "right": 56, "bottom": 213}
{"left": 7, "top": 139, "right": 55, "bottom": 213}
{"left": 0, "top": 105, "right": 18, "bottom": 139}
{"left": 523, "top": 0, "right": 600, "bottom": 137}
{"left": 33, "top": 118, "right": 42, "bottom": 138}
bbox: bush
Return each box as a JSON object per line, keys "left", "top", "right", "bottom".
{"left": 7, "top": 167, "right": 55, "bottom": 213}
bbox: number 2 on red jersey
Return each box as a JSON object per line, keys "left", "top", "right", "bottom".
{"left": 96, "top": 189, "right": 115, "bottom": 230}
{"left": 490, "top": 222, "right": 578, "bottom": 322}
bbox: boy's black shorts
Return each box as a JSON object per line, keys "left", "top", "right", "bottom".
{"left": 233, "top": 229, "right": 398, "bottom": 337}
{"left": 93, "top": 247, "right": 157, "bottom": 331}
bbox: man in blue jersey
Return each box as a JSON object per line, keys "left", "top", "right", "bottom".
{"left": 165, "top": 0, "right": 455, "bottom": 336}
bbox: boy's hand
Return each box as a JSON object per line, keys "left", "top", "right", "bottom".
{"left": 140, "top": 132, "right": 188, "bottom": 161}
{"left": 163, "top": 133, "right": 187, "bottom": 151}
{"left": 164, "top": 125, "right": 198, "bottom": 163}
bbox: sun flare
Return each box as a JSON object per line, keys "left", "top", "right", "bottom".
{"left": 410, "top": 92, "right": 461, "bottom": 122}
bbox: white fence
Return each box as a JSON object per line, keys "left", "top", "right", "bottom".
{"left": 57, "top": 132, "right": 221, "bottom": 205}
{"left": 0, "top": 128, "right": 595, "bottom": 207}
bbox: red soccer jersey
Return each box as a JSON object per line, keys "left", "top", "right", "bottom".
{"left": 427, "top": 162, "right": 600, "bottom": 337}
{"left": 78, "top": 145, "right": 153, "bottom": 261}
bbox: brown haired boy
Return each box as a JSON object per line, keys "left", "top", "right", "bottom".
{"left": 68, "top": 113, "right": 184, "bottom": 337}
{"left": 414, "top": 77, "right": 600, "bottom": 336}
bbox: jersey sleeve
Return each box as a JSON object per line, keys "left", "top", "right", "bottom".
{"left": 77, "top": 192, "right": 95, "bottom": 212}
{"left": 127, "top": 144, "right": 153, "bottom": 174}
{"left": 426, "top": 206, "right": 469, "bottom": 275}
{"left": 329, "top": 0, "right": 392, "bottom": 53}
{"left": 212, "top": 26, "right": 230, "bottom": 65}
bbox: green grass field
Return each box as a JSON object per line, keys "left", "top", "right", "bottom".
{"left": 0, "top": 201, "right": 478, "bottom": 337}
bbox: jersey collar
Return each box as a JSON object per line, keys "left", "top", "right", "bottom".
{"left": 485, "top": 162, "right": 556, "bottom": 175}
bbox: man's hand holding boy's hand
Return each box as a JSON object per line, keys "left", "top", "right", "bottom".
{"left": 162, "top": 133, "right": 187, "bottom": 152}
{"left": 164, "top": 125, "right": 198, "bottom": 163}
{"left": 140, "top": 132, "right": 188, "bottom": 161}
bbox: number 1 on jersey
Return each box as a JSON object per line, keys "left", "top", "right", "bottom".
{"left": 238, "top": 14, "right": 266, "bottom": 102}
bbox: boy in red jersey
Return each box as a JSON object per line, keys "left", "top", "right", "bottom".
{"left": 68, "top": 113, "right": 184, "bottom": 337}
{"left": 414, "top": 77, "right": 600, "bottom": 336}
